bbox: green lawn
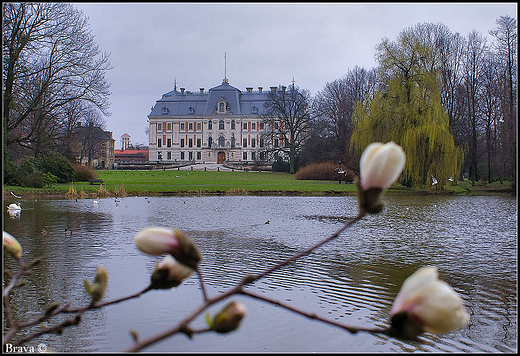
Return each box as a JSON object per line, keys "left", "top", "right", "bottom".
{"left": 3, "top": 169, "right": 515, "bottom": 198}
{"left": 94, "top": 170, "right": 357, "bottom": 195}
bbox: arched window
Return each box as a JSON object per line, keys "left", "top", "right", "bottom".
{"left": 218, "top": 136, "right": 225, "bottom": 147}
{"left": 231, "top": 120, "right": 235, "bottom": 130}
{"left": 219, "top": 120, "right": 224, "bottom": 130}
{"left": 219, "top": 102, "right": 225, "bottom": 113}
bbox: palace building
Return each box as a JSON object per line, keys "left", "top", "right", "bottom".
{"left": 148, "top": 79, "right": 278, "bottom": 165}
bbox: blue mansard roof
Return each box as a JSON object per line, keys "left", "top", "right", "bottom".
{"left": 149, "top": 80, "right": 270, "bottom": 118}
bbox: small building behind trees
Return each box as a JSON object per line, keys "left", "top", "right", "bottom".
{"left": 68, "top": 123, "right": 115, "bottom": 169}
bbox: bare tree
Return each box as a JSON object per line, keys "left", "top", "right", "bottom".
{"left": 490, "top": 15, "right": 517, "bottom": 187}
{"left": 479, "top": 52, "right": 503, "bottom": 183}
{"left": 462, "top": 30, "right": 488, "bottom": 182}
{"left": 312, "top": 67, "right": 377, "bottom": 169}
{"left": 262, "top": 83, "right": 313, "bottom": 173}
{"left": 3, "top": 3, "right": 111, "bottom": 159}
{"left": 76, "top": 110, "right": 108, "bottom": 167}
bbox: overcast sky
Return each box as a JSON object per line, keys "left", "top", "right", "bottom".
{"left": 73, "top": 2, "right": 517, "bottom": 148}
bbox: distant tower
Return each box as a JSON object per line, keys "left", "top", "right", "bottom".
{"left": 121, "top": 133, "right": 131, "bottom": 150}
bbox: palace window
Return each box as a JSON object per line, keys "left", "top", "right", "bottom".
{"left": 180, "top": 138, "right": 185, "bottom": 148}
{"left": 231, "top": 120, "right": 235, "bottom": 130}
{"left": 243, "top": 138, "right": 247, "bottom": 147}
{"left": 208, "top": 120, "right": 213, "bottom": 130}
{"left": 158, "top": 138, "right": 162, "bottom": 148}
{"left": 157, "top": 123, "right": 162, "bottom": 132}
{"left": 219, "top": 120, "right": 224, "bottom": 130}
{"left": 218, "top": 136, "right": 225, "bottom": 147}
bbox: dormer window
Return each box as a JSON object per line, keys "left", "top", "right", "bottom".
{"left": 251, "top": 106, "right": 258, "bottom": 114}
{"left": 217, "top": 95, "right": 227, "bottom": 114}
{"left": 162, "top": 107, "right": 169, "bottom": 115}
{"left": 188, "top": 106, "right": 195, "bottom": 115}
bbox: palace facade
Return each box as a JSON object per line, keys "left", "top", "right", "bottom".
{"left": 148, "top": 79, "right": 278, "bottom": 165}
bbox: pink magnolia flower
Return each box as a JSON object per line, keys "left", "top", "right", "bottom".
{"left": 134, "top": 227, "right": 201, "bottom": 269}
{"left": 390, "top": 266, "right": 470, "bottom": 337}
{"left": 134, "top": 227, "right": 180, "bottom": 255}
{"left": 3, "top": 231, "right": 22, "bottom": 259}
{"left": 151, "top": 255, "right": 194, "bottom": 289}
{"left": 360, "top": 142, "right": 406, "bottom": 191}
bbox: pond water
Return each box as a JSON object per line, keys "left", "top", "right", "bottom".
{"left": 3, "top": 195, "right": 517, "bottom": 353}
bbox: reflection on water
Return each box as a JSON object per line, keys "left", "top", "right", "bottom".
{"left": 3, "top": 195, "right": 517, "bottom": 352}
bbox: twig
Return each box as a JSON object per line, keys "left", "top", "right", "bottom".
{"left": 240, "top": 289, "right": 390, "bottom": 336}
{"left": 63, "top": 285, "right": 153, "bottom": 313}
{"left": 125, "top": 215, "right": 366, "bottom": 352}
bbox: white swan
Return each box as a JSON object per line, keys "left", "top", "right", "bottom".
{"left": 7, "top": 203, "right": 21, "bottom": 210}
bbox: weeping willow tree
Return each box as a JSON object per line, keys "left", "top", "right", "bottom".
{"left": 351, "top": 25, "right": 464, "bottom": 188}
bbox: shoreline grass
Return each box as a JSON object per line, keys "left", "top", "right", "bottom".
{"left": 3, "top": 170, "right": 516, "bottom": 198}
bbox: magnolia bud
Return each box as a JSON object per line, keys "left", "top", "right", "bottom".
{"left": 84, "top": 267, "right": 108, "bottom": 304}
{"left": 211, "top": 301, "right": 247, "bottom": 333}
{"left": 389, "top": 266, "right": 470, "bottom": 339}
{"left": 3, "top": 231, "right": 22, "bottom": 259}
{"left": 150, "top": 255, "right": 194, "bottom": 289}
{"left": 357, "top": 142, "right": 405, "bottom": 214}
{"left": 134, "top": 227, "right": 202, "bottom": 269}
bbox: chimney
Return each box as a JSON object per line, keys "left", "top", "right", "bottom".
{"left": 180, "top": 88, "right": 185, "bottom": 94}
{"left": 258, "top": 87, "right": 263, "bottom": 93}
{"left": 246, "top": 87, "right": 253, "bottom": 93}
{"left": 270, "top": 86, "right": 277, "bottom": 93}
{"left": 200, "top": 88, "right": 204, "bottom": 94}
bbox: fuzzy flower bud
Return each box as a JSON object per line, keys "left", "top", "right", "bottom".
{"left": 210, "top": 300, "right": 247, "bottom": 333}
{"left": 84, "top": 267, "right": 108, "bottom": 304}
{"left": 3, "top": 231, "right": 22, "bottom": 259}
{"left": 150, "top": 255, "right": 194, "bottom": 289}
{"left": 389, "top": 266, "right": 470, "bottom": 339}
{"left": 357, "top": 142, "right": 406, "bottom": 214}
{"left": 134, "top": 227, "right": 202, "bottom": 269}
